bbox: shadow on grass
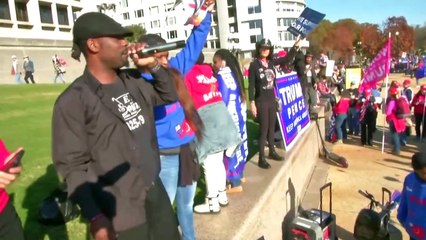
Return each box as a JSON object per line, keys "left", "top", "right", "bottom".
{"left": 22, "top": 164, "right": 69, "bottom": 240}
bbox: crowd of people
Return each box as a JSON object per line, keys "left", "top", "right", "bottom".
{"left": 1, "top": 3, "right": 426, "bottom": 240}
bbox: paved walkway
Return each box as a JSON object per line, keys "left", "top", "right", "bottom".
{"left": 302, "top": 73, "right": 424, "bottom": 240}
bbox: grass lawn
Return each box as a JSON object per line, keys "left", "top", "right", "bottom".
{"left": 0, "top": 84, "right": 89, "bottom": 240}
{"left": 0, "top": 84, "right": 260, "bottom": 240}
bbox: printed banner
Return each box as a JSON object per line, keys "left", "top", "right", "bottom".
{"left": 288, "top": 7, "right": 326, "bottom": 37}
{"left": 345, "top": 68, "right": 362, "bottom": 89}
{"left": 217, "top": 68, "right": 248, "bottom": 182}
{"left": 275, "top": 72, "right": 310, "bottom": 150}
{"left": 359, "top": 38, "right": 391, "bottom": 92}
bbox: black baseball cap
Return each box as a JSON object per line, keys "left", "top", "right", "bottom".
{"left": 71, "top": 12, "right": 133, "bottom": 60}
{"left": 73, "top": 12, "right": 132, "bottom": 42}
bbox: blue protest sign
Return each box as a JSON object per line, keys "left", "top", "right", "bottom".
{"left": 217, "top": 67, "right": 247, "bottom": 182}
{"left": 287, "top": 7, "right": 326, "bottom": 37}
{"left": 275, "top": 72, "right": 310, "bottom": 150}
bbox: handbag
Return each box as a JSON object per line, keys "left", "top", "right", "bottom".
{"left": 38, "top": 185, "right": 80, "bottom": 225}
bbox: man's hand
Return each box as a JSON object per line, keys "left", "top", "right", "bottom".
{"left": 90, "top": 215, "right": 117, "bottom": 240}
{"left": 128, "top": 43, "right": 158, "bottom": 69}
{"left": 251, "top": 102, "right": 257, "bottom": 118}
{"left": 205, "top": 0, "right": 215, "bottom": 6}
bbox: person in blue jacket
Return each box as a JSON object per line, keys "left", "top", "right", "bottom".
{"left": 136, "top": 2, "right": 214, "bottom": 239}
{"left": 397, "top": 152, "right": 426, "bottom": 240}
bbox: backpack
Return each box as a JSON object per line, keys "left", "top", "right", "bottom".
{"left": 395, "top": 97, "right": 411, "bottom": 119}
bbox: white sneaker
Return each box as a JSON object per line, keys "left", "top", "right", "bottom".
{"left": 194, "top": 197, "right": 220, "bottom": 214}
{"left": 218, "top": 190, "right": 229, "bottom": 207}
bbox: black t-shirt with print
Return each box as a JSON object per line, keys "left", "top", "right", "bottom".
{"left": 248, "top": 60, "right": 276, "bottom": 102}
{"left": 102, "top": 79, "right": 156, "bottom": 182}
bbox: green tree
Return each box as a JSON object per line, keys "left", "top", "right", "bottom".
{"left": 125, "top": 24, "right": 147, "bottom": 43}
{"left": 359, "top": 23, "right": 383, "bottom": 59}
{"left": 383, "top": 16, "right": 415, "bottom": 57}
{"left": 414, "top": 24, "right": 426, "bottom": 53}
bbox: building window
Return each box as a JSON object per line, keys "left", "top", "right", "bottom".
{"left": 167, "top": 16, "right": 176, "bottom": 26}
{"left": 123, "top": 12, "right": 130, "bottom": 20}
{"left": 150, "top": 6, "right": 159, "bottom": 15}
{"left": 72, "top": 7, "right": 82, "bottom": 22}
{"left": 277, "top": 18, "right": 294, "bottom": 27}
{"left": 248, "top": 1, "right": 261, "bottom": 14}
{"left": 164, "top": 3, "right": 174, "bottom": 12}
{"left": 229, "top": 23, "right": 238, "bottom": 33}
{"left": 228, "top": 8, "right": 235, "bottom": 18}
{"left": 214, "top": 40, "right": 221, "bottom": 49}
{"left": 248, "top": 20, "right": 262, "bottom": 29}
{"left": 122, "top": 0, "right": 128, "bottom": 7}
{"left": 151, "top": 20, "right": 160, "bottom": 28}
{"left": 167, "top": 30, "right": 177, "bottom": 39}
{"left": 0, "top": 1, "right": 10, "bottom": 20}
{"left": 250, "top": 34, "right": 262, "bottom": 44}
{"left": 57, "top": 5, "right": 69, "bottom": 25}
{"left": 39, "top": 3, "right": 53, "bottom": 24}
{"left": 135, "top": 9, "right": 143, "bottom": 18}
{"left": 15, "top": 2, "right": 28, "bottom": 22}
{"left": 227, "top": 0, "right": 235, "bottom": 7}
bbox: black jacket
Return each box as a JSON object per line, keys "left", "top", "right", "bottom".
{"left": 248, "top": 46, "right": 297, "bottom": 102}
{"left": 52, "top": 67, "right": 177, "bottom": 231}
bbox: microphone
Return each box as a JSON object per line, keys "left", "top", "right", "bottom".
{"left": 138, "top": 40, "right": 186, "bottom": 57}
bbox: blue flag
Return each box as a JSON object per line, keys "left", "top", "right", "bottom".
{"left": 288, "top": 7, "right": 326, "bottom": 38}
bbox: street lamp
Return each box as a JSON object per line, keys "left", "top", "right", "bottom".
{"left": 395, "top": 31, "right": 400, "bottom": 59}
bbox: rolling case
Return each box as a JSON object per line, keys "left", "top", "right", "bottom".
{"left": 288, "top": 182, "right": 337, "bottom": 240}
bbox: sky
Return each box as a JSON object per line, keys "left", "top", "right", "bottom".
{"left": 306, "top": 0, "right": 425, "bottom": 26}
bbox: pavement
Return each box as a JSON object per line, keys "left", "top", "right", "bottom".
{"left": 301, "top": 73, "right": 425, "bottom": 240}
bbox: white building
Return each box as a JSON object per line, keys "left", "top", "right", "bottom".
{"left": 0, "top": 0, "right": 86, "bottom": 41}
{"left": 99, "top": 0, "right": 309, "bottom": 58}
{"left": 218, "top": 0, "right": 309, "bottom": 58}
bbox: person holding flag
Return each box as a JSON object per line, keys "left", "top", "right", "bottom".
{"left": 411, "top": 84, "right": 426, "bottom": 141}
{"left": 213, "top": 49, "right": 248, "bottom": 193}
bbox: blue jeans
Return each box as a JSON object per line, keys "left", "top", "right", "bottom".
{"left": 348, "top": 107, "right": 360, "bottom": 134}
{"left": 335, "top": 113, "right": 348, "bottom": 140}
{"left": 389, "top": 121, "right": 401, "bottom": 153}
{"left": 159, "top": 154, "right": 197, "bottom": 240}
{"left": 14, "top": 74, "right": 22, "bottom": 84}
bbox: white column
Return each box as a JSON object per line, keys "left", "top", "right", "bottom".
{"left": 51, "top": 2, "right": 59, "bottom": 31}
{"left": 216, "top": 0, "right": 229, "bottom": 49}
{"left": 28, "top": 0, "right": 42, "bottom": 31}
{"left": 67, "top": 5, "right": 74, "bottom": 26}
{"left": 8, "top": 0, "right": 17, "bottom": 29}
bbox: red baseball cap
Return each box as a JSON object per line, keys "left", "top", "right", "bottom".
{"left": 403, "top": 79, "right": 411, "bottom": 85}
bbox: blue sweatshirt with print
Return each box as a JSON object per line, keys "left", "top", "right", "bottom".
{"left": 397, "top": 172, "right": 426, "bottom": 240}
{"left": 142, "top": 12, "right": 211, "bottom": 150}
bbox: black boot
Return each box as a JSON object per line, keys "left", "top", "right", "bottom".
{"left": 258, "top": 156, "right": 271, "bottom": 169}
{"left": 268, "top": 149, "right": 284, "bottom": 161}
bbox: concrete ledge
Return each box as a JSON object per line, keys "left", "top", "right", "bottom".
{"left": 194, "top": 109, "right": 326, "bottom": 240}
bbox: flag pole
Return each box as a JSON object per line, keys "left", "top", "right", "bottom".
{"left": 381, "top": 32, "right": 392, "bottom": 153}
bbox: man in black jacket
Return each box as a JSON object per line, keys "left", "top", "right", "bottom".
{"left": 52, "top": 12, "right": 180, "bottom": 240}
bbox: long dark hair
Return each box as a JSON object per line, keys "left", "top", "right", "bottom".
{"left": 214, "top": 49, "right": 246, "bottom": 102}
{"left": 168, "top": 68, "right": 204, "bottom": 140}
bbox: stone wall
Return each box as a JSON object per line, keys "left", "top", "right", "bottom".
{"left": 0, "top": 37, "right": 219, "bottom": 84}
